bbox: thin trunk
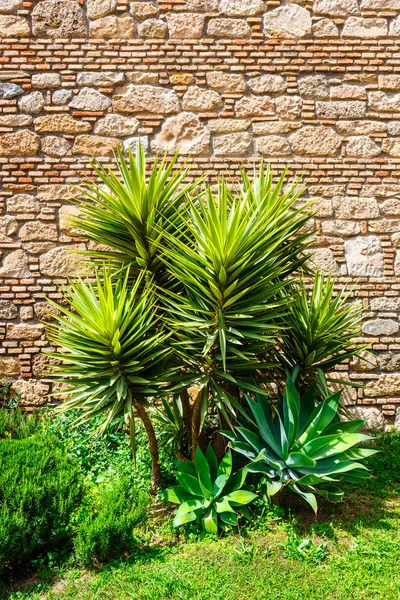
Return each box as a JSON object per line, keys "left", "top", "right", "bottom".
{"left": 180, "top": 388, "right": 193, "bottom": 448}
{"left": 134, "top": 400, "right": 161, "bottom": 492}
{"left": 190, "top": 387, "right": 203, "bottom": 460}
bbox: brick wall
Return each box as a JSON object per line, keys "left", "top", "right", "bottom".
{"left": 1, "top": 0, "right": 400, "bottom": 426}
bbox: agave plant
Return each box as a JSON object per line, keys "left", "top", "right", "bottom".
{"left": 160, "top": 446, "right": 257, "bottom": 534}
{"left": 274, "top": 273, "right": 366, "bottom": 398}
{"left": 223, "top": 377, "right": 376, "bottom": 512}
{"left": 45, "top": 268, "right": 174, "bottom": 490}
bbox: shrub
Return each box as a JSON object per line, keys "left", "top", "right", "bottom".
{"left": 223, "top": 377, "right": 377, "bottom": 512}
{"left": 73, "top": 477, "right": 149, "bottom": 566}
{"left": 0, "top": 437, "right": 82, "bottom": 575}
{"left": 0, "top": 405, "right": 41, "bottom": 440}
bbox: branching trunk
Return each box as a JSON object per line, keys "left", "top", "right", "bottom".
{"left": 134, "top": 400, "right": 161, "bottom": 492}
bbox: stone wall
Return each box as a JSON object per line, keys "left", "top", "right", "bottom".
{"left": 1, "top": 0, "right": 400, "bottom": 426}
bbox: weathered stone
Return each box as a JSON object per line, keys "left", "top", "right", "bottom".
{"left": 389, "top": 15, "right": 400, "bottom": 36}
{"left": 0, "top": 0, "right": 23, "bottom": 13}
{"left": 87, "top": 0, "right": 117, "bottom": 20}
{"left": 73, "top": 135, "right": 121, "bottom": 156}
{"left": 314, "top": 0, "right": 360, "bottom": 16}
{"left": 342, "top": 17, "right": 388, "bottom": 38}
{"left": 219, "top": 0, "right": 264, "bottom": 16}
{"left": 0, "top": 216, "right": 18, "bottom": 242}
{"left": 69, "top": 87, "right": 112, "bottom": 112}
{"left": 0, "top": 15, "right": 30, "bottom": 37}
{"left": 331, "top": 84, "right": 366, "bottom": 100}
{"left": 0, "top": 300, "right": 18, "bottom": 319}
{"left": 187, "top": 0, "right": 218, "bottom": 10}
{"left": 0, "top": 83, "right": 23, "bottom": 99}
{"left": 213, "top": 132, "right": 251, "bottom": 155}
{"left": 123, "top": 135, "right": 149, "bottom": 152}
{"left": 7, "top": 194, "right": 39, "bottom": 213}
{"left": 34, "top": 114, "right": 91, "bottom": 134}
{"left": 59, "top": 204, "right": 81, "bottom": 236}
{"left": 361, "top": 0, "right": 400, "bottom": 7}
{"left": 276, "top": 95, "right": 302, "bottom": 120}
{"left": 37, "top": 184, "right": 77, "bottom": 202}
{"left": 40, "top": 245, "right": 85, "bottom": 278}
{"left": 350, "top": 406, "right": 385, "bottom": 430}
{"left": 333, "top": 196, "right": 379, "bottom": 219}
{"left": 363, "top": 319, "right": 399, "bottom": 336}
{"left": 346, "top": 136, "right": 381, "bottom": 157}
{"left": 310, "top": 184, "right": 346, "bottom": 197}
{"left": 113, "top": 85, "right": 180, "bottom": 114}
{"left": 19, "top": 221, "right": 58, "bottom": 242}
{"left": 382, "top": 139, "right": 400, "bottom": 157}
{"left": 32, "top": 353, "right": 58, "bottom": 377}
{"left": 315, "top": 100, "right": 366, "bottom": 119}
{"left": 34, "top": 301, "right": 58, "bottom": 322}
{"left": 381, "top": 198, "right": 400, "bottom": 217}
{"left": 7, "top": 324, "right": 44, "bottom": 340}
{"left": 94, "top": 114, "right": 139, "bottom": 136}
{"left": 235, "top": 95, "right": 274, "bottom": 117}
{"left": 378, "top": 352, "right": 400, "bottom": 372}
{"left": 182, "top": 86, "right": 223, "bottom": 111}
{"left": 166, "top": 13, "right": 205, "bottom": 38}
{"left": 18, "top": 91, "right": 45, "bottom": 114}
{"left": 263, "top": 6, "right": 312, "bottom": 39}
{"left": 248, "top": 74, "right": 286, "bottom": 94}
{"left": 208, "top": 118, "right": 251, "bottom": 133}
{"left": 42, "top": 136, "right": 72, "bottom": 157}
{"left": 206, "top": 72, "right": 246, "bottom": 93}
{"left": 89, "top": 15, "right": 136, "bottom": 38}
{"left": 0, "top": 358, "right": 20, "bottom": 377}
{"left": 255, "top": 135, "right": 291, "bottom": 156}
{"left": 371, "top": 296, "right": 400, "bottom": 312}
{"left": 32, "top": 73, "right": 61, "bottom": 89}
{"left": 127, "top": 72, "right": 159, "bottom": 85}
{"left": 32, "top": 1, "right": 87, "bottom": 38}
{"left": 138, "top": 18, "right": 167, "bottom": 38}
{"left": 344, "top": 235, "right": 384, "bottom": 277}
{"left": 0, "top": 130, "right": 40, "bottom": 157}
{"left": 0, "top": 250, "right": 30, "bottom": 278}
{"left": 314, "top": 198, "right": 334, "bottom": 217}
{"left": 361, "top": 183, "right": 400, "bottom": 197}
{"left": 130, "top": 2, "right": 159, "bottom": 20}
{"left": 0, "top": 114, "right": 32, "bottom": 127}
{"left": 378, "top": 75, "right": 400, "bottom": 92}
{"left": 289, "top": 126, "right": 341, "bottom": 156}
{"left": 336, "top": 120, "right": 386, "bottom": 135}
{"left": 350, "top": 350, "right": 377, "bottom": 372}
{"left": 369, "top": 91, "right": 400, "bottom": 112}
{"left": 395, "top": 250, "right": 400, "bottom": 276}
{"left": 369, "top": 220, "right": 400, "bottom": 234}
{"left": 169, "top": 73, "right": 195, "bottom": 85}
{"left": 152, "top": 112, "right": 210, "bottom": 155}
{"left": 365, "top": 375, "right": 400, "bottom": 397}
{"left": 207, "top": 18, "right": 251, "bottom": 37}
{"left": 252, "top": 121, "right": 299, "bottom": 135}
{"left": 52, "top": 89, "right": 73, "bottom": 105}
{"left": 11, "top": 379, "right": 49, "bottom": 407}
{"left": 393, "top": 232, "right": 400, "bottom": 247}
{"left": 312, "top": 18, "right": 339, "bottom": 38}
{"left": 310, "top": 247, "right": 341, "bottom": 274}
{"left": 298, "top": 74, "right": 330, "bottom": 99}
{"left": 322, "top": 220, "right": 361, "bottom": 236}
{"left": 77, "top": 71, "right": 125, "bottom": 87}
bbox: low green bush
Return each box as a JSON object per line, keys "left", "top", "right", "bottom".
{"left": 73, "top": 476, "right": 149, "bottom": 566}
{"left": 0, "top": 406, "right": 41, "bottom": 440}
{"left": 0, "top": 437, "right": 82, "bottom": 575}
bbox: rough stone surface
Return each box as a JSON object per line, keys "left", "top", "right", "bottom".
{"left": 378, "top": 352, "right": 400, "bottom": 372}
{"left": 206, "top": 72, "right": 246, "bottom": 93}
{"left": 0, "top": 83, "right": 23, "bottom": 99}
{"left": 94, "top": 114, "right": 139, "bottom": 136}
{"left": 32, "top": 73, "right": 61, "bottom": 89}
{"left": 342, "top": 17, "right": 388, "bottom": 38}
{"left": 346, "top": 136, "right": 381, "bottom": 157}
{"left": 248, "top": 74, "right": 286, "bottom": 94}
{"left": 18, "top": 92, "right": 45, "bottom": 114}
{"left": 182, "top": 86, "right": 223, "bottom": 111}
{"left": 255, "top": 135, "right": 291, "bottom": 155}
{"left": 152, "top": 112, "right": 210, "bottom": 155}
{"left": 41, "top": 136, "right": 72, "bottom": 157}
{"left": 89, "top": 15, "right": 136, "bottom": 38}
{"left": 19, "top": 222, "right": 58, "bottom": 242}
{"left": 351, "top": 350, "right": 377, "bottom": 372}
{"left": 314, "top": 0, "right": 360, "bottom": 16}
{"left": 0, "top": 250, "right": 30, "bottom": 278}
{"left": 34, "top": 115, "right": 92, "bottom": 134}
{"left": 0, "top": 300, "right": 18, "bottom": 320}
{"left": 138, "top": 19, "right": 167, "bottom": 38}
{"left": 315, "top": 101, "right": 366, "bottom": 119}
{"left": 369, "top": 91, "right": 400, "bottom": 112}
{"left": 0, "top": 15, "right": 30, "bottom": 38}
{"left": 52, "top": 89, "right": 73, "bottom": 105}
{"left": 362, "top": 319, "right": 399, "bottom": 336}
{"left": 7, "top": 324, "right": 44, "bottom": 340}
{"left": 0, "top": 0, "right": 23, "bottom": 13}
{"left": 263, "top": 6, "right": 312, "bottom": 39}
{"left": 77, "top": 71, "right": 125, "bottom": 87}
{"left": 0, "top": 130, "right": 40, "bottom": 157}
{"left": 113, "top": 85, "right": 181, "bottom": 114}
{"left": 40, "top": 245, "right": 85, "bottom": 278}
{"left": 312, "top": 18, "right": 339, "bottom": 38}
{"left": 298, "top": 75, "right": 330, "bottom": 99}
{"left": 207, "top": 18, "right": 251, "bottom": 37}
{"left": 130, "top": 2, "right": 159, "bottom": 20}
{"left": 235, "top": 95, "right": 274, "bottom": 117}
{"left": 276, "top": 95, "right": 302, "bottom": 120}
{"left": 69, "top": 88, "right": 112, "bottom": 112}
{"left": 219, "top": 0, "right": 264, "bottom": 16}
{"left": 0, "top": 358, "right": 20, "bottom": 377}
{"left": 350, "top": 406, "right": 386, "bottom": 431}
{"left": 365, "top": 375, "right": 400, "bottom": 398}
{"left": 11, "top": 379, "right": 49, "bottom": 407}
{"left": 213, "top": 132, "right": 252, "bottom": 155}
{"left": 344, "top": 236, "right": 384, "bottom": 277}
{"left": 32, "top": 1, "right": 87, "bottom": 38}
{"left": 87, "top": 0, "right": 117, "bottom": 20}
{"left": 73, "top": 135, "right": 121, "bottom": 156}
{"left": 289, "top": 126, "right": 341, "bottom": 156}
{"left": 167, "top": 13, "right": 205, "bottom": 38}
{"left": 333, "top": 196, "right": 379, "bottom": 219}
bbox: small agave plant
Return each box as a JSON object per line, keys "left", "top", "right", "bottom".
{"left": 223, "top": 377, "right": 377, "bottom": 512}
{"left": 160, "top": 446, "right": 257, "bottom": 534}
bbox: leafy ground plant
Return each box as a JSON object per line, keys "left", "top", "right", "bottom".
{"left": 223, "top": 377, "right": 376, "bottom": 511}
{"left": 160, "top": 446, "right": 257, "bottom": 534}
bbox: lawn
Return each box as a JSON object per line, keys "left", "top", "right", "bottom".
{"left": 3, "top": 432, "right": 400, "bottom": 600}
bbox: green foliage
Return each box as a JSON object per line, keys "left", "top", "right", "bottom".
{"left": 160, "top": 446, "right": 257, "bottom": 534}
{"left": 151, "top": 395, "right": 186, "bottom": 451}
{"left": 275, "top": 273, "right": 365, "bottom": 396}
{"left": 280, "top": 534, "right": 328, "bottom": 563}
{"left": 0, "top": 406, "right": 41, "bottom": 440}
{"left": 223, "top": 377, "right": 376, "bottom": 512}
{"left": 73, "top": 477, "right": 149, "bottom": 566}
{"left": 0, "top": 437, "right": 82, "bottom": 575}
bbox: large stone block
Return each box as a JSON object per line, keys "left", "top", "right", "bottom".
{"left": 0, "top": 15, "right": 30, "bottom": 37}
{"left": 40, "top": 245, "right": 86, "bottom": 278}
{"left": 310, "top": 247, "right": 341, "bottom": 275}
{"left": 255, "top": 135, "right": 291, "bottom": 156}
{"left": 69, "top": 88, "right": 112, "bottom": 111}
{"left": 112, "top": 85, "right": 181, "bottom": 114}
{"left": 206, "top": 72, "right": 246, "bottom": 93}
{"left": 32, "top": 1, "right": 87, "bottom": 38}
{"left": 0, "top": 358, "right": 20, "bottom": 377}
{"left": 263, "top": 5, "right": 312, "bottom": 39}
{"left": 350, "top": 406, "right": 385, "bottom": 430}
{"left": 11, "top": 379, "right": 49, "bottom": 407}
{"left": 314, "top": 0, "right": 360, "bottom": 15}
{"left": 0, "top": 250, "right": 30, "bottom": 278}
{"left": 89, "top": 15, "right": 136, "bottom": 38}
{"left": 19, "top": 222, "right": 58, "bottom": 242}
{"left": 7, "top": 324, "right": 44, "bottom": 340}
{"left": 342, "top": 17, "right": 388, "bottom": 38}
{"left": 333, "top": 196, "right": 379, "bottom": 219}
{"left": 166, "top": 13, "right": 205, "bottom": 38}
{"left": 87, "top": 0, "right": 117, "bottom": 20}
{"left": 365, "top": 375, "right": 400, "bottom": 397}
{"left": 77, "top": 71, "right": 125, "bottom": 87}
{"left": 152, "top": 112, "right": 210, "bottom": 155}
{"left": 219, "top": 0, "right": 264, "bottom": 16}
{"left": 362, "top": 319, "right": 399, "bottom": 336}
{"left": 213, "top": 132, "right": 251, "bottom": 155}
{"left": 298, "top": 74, "right": 330, "bottom": 99}
{"left": 235, "top": 95, "right": 274, "bottom": 117}
{"left": 73, "top": 135, "right": 121, "bottom": 156}
{"left": 42, "top": 136, "right": 72, "bottom": 157}
{"left": 289, "top": 126, "right": 341, "bottom": 156}
{"left": 182, "top": 86, "right": 223, "bottom": 111}
{"left": 138, "top": 18, "right": 167, "bottom": 38}
{"left": 344, "top": 236, "right": 384, "bottom": 277}
{"left": 34, "top": 114, "right": 91, "bottom": 134}
{"left": 369, "top": 91, "right": 400, "bottom": 112}
{"left": 207, "top": 18, "right": 251, "bottom": 37}
{"left": 94, "top": 114, "right": 139, "bottom": 137}
{"left": 0, "top": 130, "right": 40, "bottom": 157}
{"left": 315, "top": 100, "right": 366, "bottom": 119}
{"left": 0, "top": 300, "right": 18, "bottom": 320}
{"left": 248, "top": 74, "right": 286, "bottom": 94}
{"left": 346, "top": 136, "right": 381, "bottom": 157}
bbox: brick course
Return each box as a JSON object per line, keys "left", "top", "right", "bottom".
{"left": 1, "top": 0, "right": 400, "bottom": 425}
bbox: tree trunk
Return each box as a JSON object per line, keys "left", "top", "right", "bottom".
{"left": 180, "top": 388, "right": 193, "bottom": 448}
{"left": 134, "top": 400, "right": 161, "bottom": 492}
{"left": 190, "top": 387, "right": 203, "bottom": 460}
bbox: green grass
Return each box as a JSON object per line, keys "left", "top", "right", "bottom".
{"left": 2, "top": 431, "right": 400, "bottom": 600}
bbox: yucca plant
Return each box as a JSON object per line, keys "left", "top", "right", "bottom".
{"left": 151, "top": 395, "right": 187, "bottom": 459}
{"left": 159, "top": 167, "right": 315, "bottom": 450}
{"left": 274, "top": 273, "right": 366, "bottom": 398}
{"left": 223, "top": 377, "right": 376, "bottom": 512}
{"left": 160, "top": 446, "right": 257, "bottom": 534}
{"left": 46, "top": 268, "right": 173, "bottom": 490}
